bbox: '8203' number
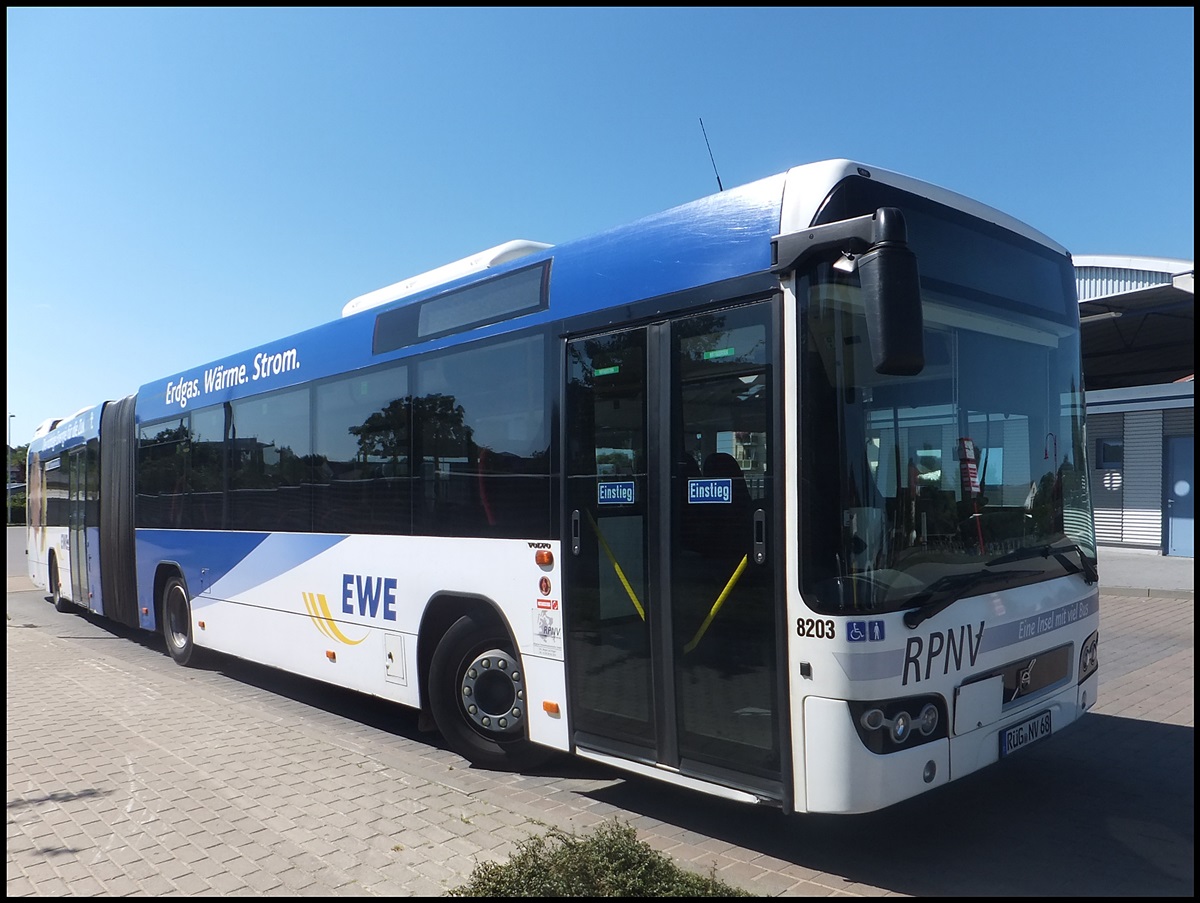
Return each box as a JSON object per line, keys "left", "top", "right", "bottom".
{"left": 796, "top": 617, "right": 835, "bottom": 639}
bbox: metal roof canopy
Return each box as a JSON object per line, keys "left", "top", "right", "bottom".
{"left": 1077, "top": 266, "right": 1194, "bottom": 391}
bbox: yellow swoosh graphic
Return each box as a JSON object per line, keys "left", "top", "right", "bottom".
{"left": 303, "top": 592, "right": 335, "bottom": 641}
{"left": 302, "top": 592, "right": 367, "bottom": 645}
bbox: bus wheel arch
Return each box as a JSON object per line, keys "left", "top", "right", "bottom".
{"left": 158, "top": 567, "right": 202, "bottom": 667}
{"left": 48, "top": 551, "right": 71, "bottom": 613}
{"left": 421, "top": 594, "right": 550, "bottom": 770}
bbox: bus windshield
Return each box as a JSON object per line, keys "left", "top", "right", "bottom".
{"left": 798, "top": 201, "right": 1096, "bottom": 616}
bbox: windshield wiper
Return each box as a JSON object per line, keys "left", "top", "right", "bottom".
{"left": 902, "top": 568, "right": 1042, "bottom": 630}
{"left": 904, "top": 542, "right": 1098, "bottom": 630}
{"left": 987, "top": 542, "right": 1098, "bottom": 585}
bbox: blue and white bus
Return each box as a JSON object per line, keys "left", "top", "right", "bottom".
{"left": 27, "top": 159, "right": 1100, "bottom": 814}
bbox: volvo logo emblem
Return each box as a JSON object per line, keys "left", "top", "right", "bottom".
{"left": 1011, "top": 657, "right": 1037, "bottom": 702}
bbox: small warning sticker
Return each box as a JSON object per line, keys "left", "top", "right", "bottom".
{"left": 533, "top": 607, "right": 563, "bottom": 658}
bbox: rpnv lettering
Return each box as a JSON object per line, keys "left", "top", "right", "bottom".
{"left": 342, "top": 574, "right": 398, "bottom": 621}
{"left": 902, "top": 620, "right": 985, "bottom": 685}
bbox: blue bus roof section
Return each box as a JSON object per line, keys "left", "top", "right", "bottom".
{"left": 28, "top": 402, "right": 104, "bottom": 456}
{"left": 548, "top": 170, "right": 786, "bottom": 307}
{"left": 131, "top": 158, "right": 1068, "bottom": 424}
{"left": 134, "top": 169, "right": 791, "bottom": 423}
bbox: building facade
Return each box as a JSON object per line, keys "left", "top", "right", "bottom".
{"left": 1077, "top": 255, "right": 1194, "bottom": 557}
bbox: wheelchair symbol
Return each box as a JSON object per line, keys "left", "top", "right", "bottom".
{"left": 848, "top": 620, "right": 884, "bottom": 642}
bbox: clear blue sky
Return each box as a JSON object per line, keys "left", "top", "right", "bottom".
{"left": 6, "top": 7, "right": 1194, "bottom": 446}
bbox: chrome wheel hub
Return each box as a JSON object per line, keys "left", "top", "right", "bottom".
{"left": 460, "top": 648, "right": 524, "bottom": 735}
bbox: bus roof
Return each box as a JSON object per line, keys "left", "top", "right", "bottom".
{"left": 779, "top": 159, "right": 1069, "bottom": 254}
{"left": 28, "top": 402, "right": 104, "bottom": 455}
{"left": 341, "top": 240, "right": 555, "bottom": 317}
{"left": 131, "top": 158, "right": 1070, "bottom": 425}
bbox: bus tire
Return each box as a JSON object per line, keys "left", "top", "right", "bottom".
{"left": 428, "top": 613, "right": 552, "bottom": 771}
{"left": 162, "top": 575, "right": 202, "bottom": 667}
{"left": 49, "top": 556, "right": 72, "bottom": 613}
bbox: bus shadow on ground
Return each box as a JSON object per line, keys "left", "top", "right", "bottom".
{"left": 66, "top": 602, "right": 613, "bottom": 783}
{"left": 114, "top": 617, "right": 609, "bottom": 781}
{"left": 56, "top": 604, "right": 1192, "bottom": 896}
{"left": 579, "top": 713, "right": 1194, "bottom": 897}
{"left": 181, "top": 628, "right": 1195, "bottom": 897}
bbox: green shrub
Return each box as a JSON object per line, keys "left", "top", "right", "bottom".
{"left": 446, "top": 818, "right": 756, "bottom": 897}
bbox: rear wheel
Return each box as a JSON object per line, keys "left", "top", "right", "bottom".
{"left": 162, "top": 575, "right": 202, "bottom": 667}
{"left": 49, "top": 556, "right": 72, "bottom": 613}
{"left": 428, "top": 613, "right": 553, "bottom": 771}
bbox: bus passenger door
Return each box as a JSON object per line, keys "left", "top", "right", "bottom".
{"left": 564, "top": 300, "right": 783, "bottom": 796}
{"left": 564, "top": 329, "right": 655, "bottom": 754}
{"left": 67, "top": 449, "right": 90, "bottom": 608}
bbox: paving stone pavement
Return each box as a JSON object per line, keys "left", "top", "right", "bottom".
{"left": 7, "top": 576, "right": 1193, "bottom": 897}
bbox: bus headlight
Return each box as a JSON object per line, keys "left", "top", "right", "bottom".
{"left": 860, "top": 708, "right": 886, "bottom": 731}
{"left": 889, "top": 710, "right": 912, "bottom": 743}
{"left": 918, "top": 703, "right": 939, "bottom": 736}
{"left": 849, "top": 695, "right": 947, "bottom": 754}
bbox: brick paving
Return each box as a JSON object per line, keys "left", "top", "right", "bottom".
{"left": 7, "top": 578, "right": 1193, "bottom": 897}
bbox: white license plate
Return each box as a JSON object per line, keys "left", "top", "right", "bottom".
{"left": 1000, "top": 710, "right": 1052, "bottom": 757}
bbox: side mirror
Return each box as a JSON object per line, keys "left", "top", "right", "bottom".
{"left": 772, "top": 207, "right": 925, "bottom": 376}
{"left": 857, "top": 209, "right": 923, "bottom": 375}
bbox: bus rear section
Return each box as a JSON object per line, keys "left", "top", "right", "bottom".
{"left": 25, "top": 398, "right": 139, "bottom": 625}
{"left": 26, "top": 405, "right": 102, "bottom": 612}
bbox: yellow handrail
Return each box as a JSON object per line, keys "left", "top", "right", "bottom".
{"left": 586, "top": 510, "right": 646, "bottom": 621}
{"left": 684, "top": 554, "right": 748, "bottom": 653}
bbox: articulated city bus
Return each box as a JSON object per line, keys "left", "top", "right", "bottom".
{"left": 28, "top": 158, "right": 1099, "bottom": 814}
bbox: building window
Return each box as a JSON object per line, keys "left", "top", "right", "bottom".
{"left": 1095, "top": 438, "right": 1123, "bottom": 471}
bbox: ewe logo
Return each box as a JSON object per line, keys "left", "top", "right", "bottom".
{"left": 303, "top": 575, "right": 404, "bottom": 644}
{"left": 302, "top": 592, "right": 367, "bottom": 645}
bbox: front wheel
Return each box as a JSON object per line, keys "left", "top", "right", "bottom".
{"left": 162, "top": 575, "right": 202, "bottom": 667}
{"left": 428, "top": 613, "right": 553, "bottom": 771}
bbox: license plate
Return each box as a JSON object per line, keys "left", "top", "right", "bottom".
{"left": 1000, "top": 710, "right": 1052, "bottom": 757}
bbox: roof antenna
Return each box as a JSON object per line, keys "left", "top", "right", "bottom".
{"left": 699, "top": 117, "right": 723, "bottom": 192}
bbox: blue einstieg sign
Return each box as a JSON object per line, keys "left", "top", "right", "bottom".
{"left": 598, "top": 481, "right": 635, "bottom": 505}
{"left": 688, "top": 478, "right": 732, "bottom": 504}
